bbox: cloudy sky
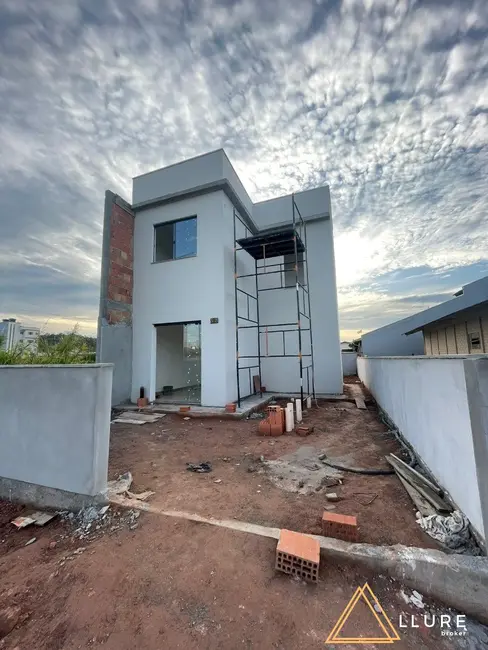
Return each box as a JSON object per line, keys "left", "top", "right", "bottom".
{"left": 1, "top": 0, "right": 487, "bottom": 339}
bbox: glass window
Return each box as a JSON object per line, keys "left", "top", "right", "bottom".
{"left": 154, "top": 217, "right": 197, "bottom": 262}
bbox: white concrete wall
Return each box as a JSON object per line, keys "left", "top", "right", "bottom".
{"left": 0, "top": 364, "right": 112, "bottom": 499}
{"left": 133, "top": 150, "right": 225, "bottom": 205}
{"left": 253, "top": 189, "right": 342, "bottom": 395}
{"left": 132, "top": 160, "right": 342, "bottom": 401}
{"left": 358, "top": 356, "right": 486, "bottom": 541}
{"left": 342, "top": 351, "right": 357, "bottom": 375}
{"left": 253, "top": 186, "right": 331, "bottom": 228}
{"left": 132, "top": 191, "right": 232, "bottom": 406}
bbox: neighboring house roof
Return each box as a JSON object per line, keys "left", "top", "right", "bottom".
{"left": 404, "top": 276, "right": 488, "bottom": 335}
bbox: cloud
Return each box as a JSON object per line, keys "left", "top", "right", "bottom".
{"left": 0, "top": 0, "right": 487, "bottom": 336}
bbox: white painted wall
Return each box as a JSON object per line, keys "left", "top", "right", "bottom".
{"left": 358, "top": 356, "right": 485, "bottom": 540}
{"left": 132, "top": 192, "right": 232, "bottom": 406}
{"left": 252, "top": 189, "right": 342, "bottom": 395}
{"left": 342, "top": 351, "right": 357, "bottom": 375}
{"left": 131, "top": 154, "right": 342, "bottom": 403}
{"left": 0, "top": 364, "right": 112, "bottom": 500}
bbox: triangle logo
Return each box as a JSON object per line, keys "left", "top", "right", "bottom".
{"left": 326, "top": 582, "right": 401, "bottom": 644}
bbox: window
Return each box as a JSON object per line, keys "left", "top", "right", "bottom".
{"left": 469, "top": 332, "right": 481, "bottom": 351}
{"left": 154, "top": 216, "right": 197, "bottom": 262}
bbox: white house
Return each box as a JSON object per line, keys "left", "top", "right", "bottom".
{"left": 0, "top": 319, "right": 40, "bottom": 352}
{"left": 97, "top": 149, "right": 342, "bottom": 407}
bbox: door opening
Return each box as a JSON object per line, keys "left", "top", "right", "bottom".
{"left": 154, "top": 322, "right": 201, "bottom": 404}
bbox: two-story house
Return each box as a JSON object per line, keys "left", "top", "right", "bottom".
{"left": 97, "top": 149, "right": 342, "bottom": 407}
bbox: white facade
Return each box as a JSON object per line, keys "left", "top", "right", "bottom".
{"left": 130, "top": 149, "right": 342, "bottom": 406}
{"left": 0, "top": 319, "right": 40, "bottom": 352}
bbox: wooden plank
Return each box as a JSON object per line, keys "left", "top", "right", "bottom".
{"left": 386, "top": 457, "right": 451, "bottom": 514}
{"left": 389, "top": 453, "right": 442, "bottom": 495}
{"left": 253, "top": 375, "right": 261, "bottom": 393}
{"left": 355, "top": 397, "right": 367, "bottom": 410}
{"left": 395, "top": 473, "right": 436, "bottom": 517}
{"left": 112, "top": 418, "right": 145, "bottom": 425}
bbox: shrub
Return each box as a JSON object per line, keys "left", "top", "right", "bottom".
{"left": 0, "top": 326, "right": 95, "bottom": 365}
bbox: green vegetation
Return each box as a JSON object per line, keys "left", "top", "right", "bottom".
{"left": 0, "top": 328, "right": 96, "bottom": 365}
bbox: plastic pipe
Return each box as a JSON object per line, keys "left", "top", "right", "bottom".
{"left": 295, "top": 399, "right": 303, "bottom": 423}
{"left": 285, "top": 402, "right": 294, "bottom": 432}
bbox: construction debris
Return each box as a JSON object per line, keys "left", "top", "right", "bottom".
{"left": 262, "top": 446, "right": 343, "bottom": 495}
{"left": 11, "top": 511, "right": 56, "bottom": 529}
{"left": 24, "top": 537, "right": 36, "bottom": 546}
{"left": 126, "top": 490, "right": 155, "bottom": 501}
{"left": 417, "top": 510, "right": 481, "bottom": 555}
{"left": 60, "top": 506, "right": 141, "bottom": 540}
{"left": 354, "top": 397, "right": 367, "bottom": 410}
{"left": 325, "top": 492, "right": 340, "bottom": 502}
{"left": 354, "top": 493, "right": 378, "bottom": 506}
{"left": 112, "top": 412, "right": 166, "bottom": 425}
{"left": 386, "top": 455, "right": 451, "bottom": 514}
{"left": 186, "top": 462, "right": 212, "bottom": 473}
{"left": 296, "top": 426, "right": 314, "bottom": 437}
{"left": 106, "top": 471, "right": 133, "bottom": 497}
{"left": 11, "top": 516, "right": 35, "bottom": 529}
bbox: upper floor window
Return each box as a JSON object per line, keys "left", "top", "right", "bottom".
{"left": 154, "top": 216, "right": 197, "bottom": 262}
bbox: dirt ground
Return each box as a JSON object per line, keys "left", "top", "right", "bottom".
{"left": 108, "top": 397, "right": 434, "bottom": 547}
{"left": 0, "top": 394, "right": 483, "bottom": 649}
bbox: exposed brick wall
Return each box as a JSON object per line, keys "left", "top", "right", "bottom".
{"left": 107, "top": 202, "right": 134, "bottom": 313}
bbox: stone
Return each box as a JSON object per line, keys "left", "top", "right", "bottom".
{"left": 325, "top": 492, "right": 340, "bottom": 502}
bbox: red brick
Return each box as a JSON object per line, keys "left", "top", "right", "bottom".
{"left": 179, "top": 406, "right": 191, "bottom": 413}
{"left": 276, "top": 529, "right": 320, "bottom": 583}
{"left": 225, "top": 403, "right": 237, "bottom": 413}
{"left": 321, "top": 512, "right": 359, "bottom": 542}
{"left": 267, "top": 406, "right": 284, "bottom": 434}
{"left": 258, "top": 419, "right": 272, "bottom": 436}
{"left": 296, "top": 426, "right": 314, "bottom": 436}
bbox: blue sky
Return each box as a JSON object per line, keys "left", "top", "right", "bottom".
{"left": 0, "top": 0, "right": 487, "bottom": 339}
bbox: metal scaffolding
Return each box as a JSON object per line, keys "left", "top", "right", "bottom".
{"left": 233, "top": 194, "right": 315, "bottom": 406}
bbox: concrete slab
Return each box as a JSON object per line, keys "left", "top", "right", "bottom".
{"left": 114, "top": 393, "right": 273, "bottom": 419}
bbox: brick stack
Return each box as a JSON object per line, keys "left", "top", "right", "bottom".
{"left": 275, "top": 529, "right": 320, "bottom": 583}
{"left": 258, "top": 405, "right": 284, "bottom": 436}
{"left": 321, "top": 512, "right": 359, "bottom": 542}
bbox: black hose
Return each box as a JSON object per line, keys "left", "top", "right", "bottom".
{"left": 321, "top": 459, "right": 394, "bottom": 475}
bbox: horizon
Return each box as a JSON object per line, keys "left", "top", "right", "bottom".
{"left": 1, "top": 0, "right": 487, "bottom": 341}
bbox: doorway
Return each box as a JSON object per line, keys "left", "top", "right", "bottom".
{"left": 154, "top": 322, "right": 201, "bottom": 404}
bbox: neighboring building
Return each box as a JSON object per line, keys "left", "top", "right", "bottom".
{"left": 0, "top": 319, "right": 40, "bottom": 352}
{"left": 360, "top": 275, "right": 488, "bottom": 356}
{"left": 360, "top": 317, "right": 424, "bottom": 357}
{"left": 404, "top": 276, "right": 488, "bottom": 355}
{"left": 97, "top": 149, "right": 342, "bottom": 406}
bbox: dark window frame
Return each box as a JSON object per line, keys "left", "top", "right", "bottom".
{"left": 153, "top": 215, "right": 197, "bottom": 263}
